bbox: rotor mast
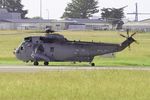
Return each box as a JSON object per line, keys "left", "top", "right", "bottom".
{"left": 135, "top": 3, "right": 138, "bottom": 22}
{"left": 40, "top": 0, "right": 42, "bottom": 18}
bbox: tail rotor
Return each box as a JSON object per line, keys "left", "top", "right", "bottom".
{"left": 119, "top": 29, "right": 139, "bottom": 50}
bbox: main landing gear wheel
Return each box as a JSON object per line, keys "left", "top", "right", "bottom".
{"left": 91, "top": 63, "right": 95, "bottom": 66}
{"left": 34, "top": 61, "right": 39, "bottom": 66}
{"left": 44, "top": 62, "right": 49, "bottom": 66}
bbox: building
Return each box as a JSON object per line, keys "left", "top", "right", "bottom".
{"left": 65, "top": 18, "right": 113, "bottom": 30}
{"left": 0, "top": 8, "right": 114, "bottom": 31}
{"left": 3, "top": 19, "right": 67, "bottom": 30}
{"left": 0, "top": 8, "right": 21, "bottom": 20}
{"left": 123, "top": 19, "right": 150, "bottom": 32}
{"left": 0, "top": 8, "right": 66, "bottom": 30}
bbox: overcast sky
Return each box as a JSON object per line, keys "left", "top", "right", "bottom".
{"left": 22, "top": 0, "right": 150, "bottom": 21}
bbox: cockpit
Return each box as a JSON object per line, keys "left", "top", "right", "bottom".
{"left": 15, "top": 42, "right": 27, "bottom": 52}
{"left": 13, "top": 40, "right": 33, "bottom": 61}
{"left": 14, "top": 33, "right": 68, "bottom": 62}
{"left": 24, "top": 37, "right": 32, "bottom": 42}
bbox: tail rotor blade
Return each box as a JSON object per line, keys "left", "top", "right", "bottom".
{"left": 128, "top": 45, "right": 131, "bottom": 51}
{"left": 131, "top": 32, "right": 137, "bottom": 37}
{"left": 134, "top": 40, "right": 139, "bottom": 44}
{"left": 120, "top": 34, "right": 127, "bottom": 38}
{"left": 127, "top": 29, "right": 130, "bottom": 38}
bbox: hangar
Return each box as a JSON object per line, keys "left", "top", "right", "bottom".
{"left": 66, "top": 18, "right": 112, "bottom": 30}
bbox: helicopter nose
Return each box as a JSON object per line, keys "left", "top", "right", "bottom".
{"left": 13, "top": 48, "right": 16, "bottom": 55}
{"left": 14, "top": 49, "right": 22, "bottom": 60}
{"left": 13, "top": 48, "right": 20, "bottom": 55}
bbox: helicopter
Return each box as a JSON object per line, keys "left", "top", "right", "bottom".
{"left": 13, "top": 29, "right": 138, "bottom": 66}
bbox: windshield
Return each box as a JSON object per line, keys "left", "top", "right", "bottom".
{"left": 24, "top": 37, "right": 32, "bottom": 42}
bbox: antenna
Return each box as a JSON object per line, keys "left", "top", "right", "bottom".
{"left": 135, "top": 3, "right": 138, "bottom": 21}
{"left": 40, "top": 0, "right": 42, "bottom": 18}
{"left": 127, "top": 3, "right": 150, "bottom": 22}
{"left": 46, "top": 9, "right": 49, "bottom": 20}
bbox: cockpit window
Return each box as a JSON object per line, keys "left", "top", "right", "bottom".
{"left": 24, "top": 37, "right": 32, "bottom": 42}
{"left": 20, "top": 46, "right": 24, "bottom": 50}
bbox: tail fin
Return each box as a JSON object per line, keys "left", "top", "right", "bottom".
{"left": 120, "top": 37, "right": 136, "bottom": 50}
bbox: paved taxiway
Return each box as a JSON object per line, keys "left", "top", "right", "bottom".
{"left": 0, "top": 66, "right": 150, "bottom": 72}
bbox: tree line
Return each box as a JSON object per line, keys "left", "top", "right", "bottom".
{"left": 62, "top": 0, "right": 125, "bottom": 21}
{"left": 0, "top": 0, "right": 125, "bottom": 21}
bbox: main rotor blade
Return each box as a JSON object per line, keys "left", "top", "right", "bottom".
{"left": 128, "top": 45, "right": 131, "bottom": 51}
{"left": 119, "top": 5, "right": 128, "bottom": 9}
{"left": 127, "top": 13, "right": 150, "bottom": 15}
{"left": 0, "top": 33, "right": 27, "bottom": 35}
{"left": 0, "top": 31, "right": 44, "bottom": 36}
{"left": 127, "top": 13, "right": 136, "bottom": 14}
{"left": 137, "top": 13, "right": 150, "bottom": 15}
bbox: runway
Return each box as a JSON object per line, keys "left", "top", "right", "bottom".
{"left": 0, "top": 66, "right": 150, "bottom": 72}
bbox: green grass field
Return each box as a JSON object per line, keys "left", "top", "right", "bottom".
{"left": 0, "top": 70, "right": 150, "bottom": 100}
{"left": 0, "top": 30, "right": 150, "bottom": 100}
{"left": 0, "top": 30, "right": 150, "bottom": 66}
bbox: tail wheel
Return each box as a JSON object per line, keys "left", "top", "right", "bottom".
{"left": 44, "top": 62, "right": 49, "bottom": 66}
{"left": 34, "top": 61, "right": 39, "bottom": 66}
{"left": 91, "top": 63, "right": 95, "bottom": 66}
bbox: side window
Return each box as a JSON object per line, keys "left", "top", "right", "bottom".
{"left": 20, "top": 46, "right": 24, "bottom": 50}
{"left": 50, "top": 47, "right": 54, "bottom": 52}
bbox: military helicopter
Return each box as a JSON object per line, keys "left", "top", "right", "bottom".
{"left": 13, "top": 29, "right": 137, "bottom": 66}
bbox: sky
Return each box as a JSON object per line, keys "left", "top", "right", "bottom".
{"left": 22, "top": 0, "right": 150, "bottom": 21}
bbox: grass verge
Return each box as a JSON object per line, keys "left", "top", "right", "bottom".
{"left": 0, "top": 70, "right": 150, "bottom": 100}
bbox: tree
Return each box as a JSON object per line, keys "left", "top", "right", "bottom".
{"left": 62, "top": 0, "right": 99, "bottom": 18}
{"left": 101, "top": 7, "right": 125, "bottom": 29}
{"left": 0, "top": 0, "right": 28, "bottom": 19}
{"left": 101, "top": 7, "right": 125, "bottom": 24}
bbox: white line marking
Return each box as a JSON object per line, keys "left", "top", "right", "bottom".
{"left": 0, "top": 66, "right": 149, "bottom": 72}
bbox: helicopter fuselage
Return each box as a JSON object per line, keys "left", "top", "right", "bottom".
{"left": 14, "top": 33, "right": 136, "bottom": 66}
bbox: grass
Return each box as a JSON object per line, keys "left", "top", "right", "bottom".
{"left": 0, "top": 30, "right": 150, "bottom": 66}
{"left": 0, "top": 70, "right": 150, "bottom": 100}
{"left": 0, "top": 30, "right": 150, "bottom": 100}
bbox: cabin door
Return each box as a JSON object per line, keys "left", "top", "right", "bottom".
{"left": 50, "top": 47, "right": 55, "bottom": 60}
